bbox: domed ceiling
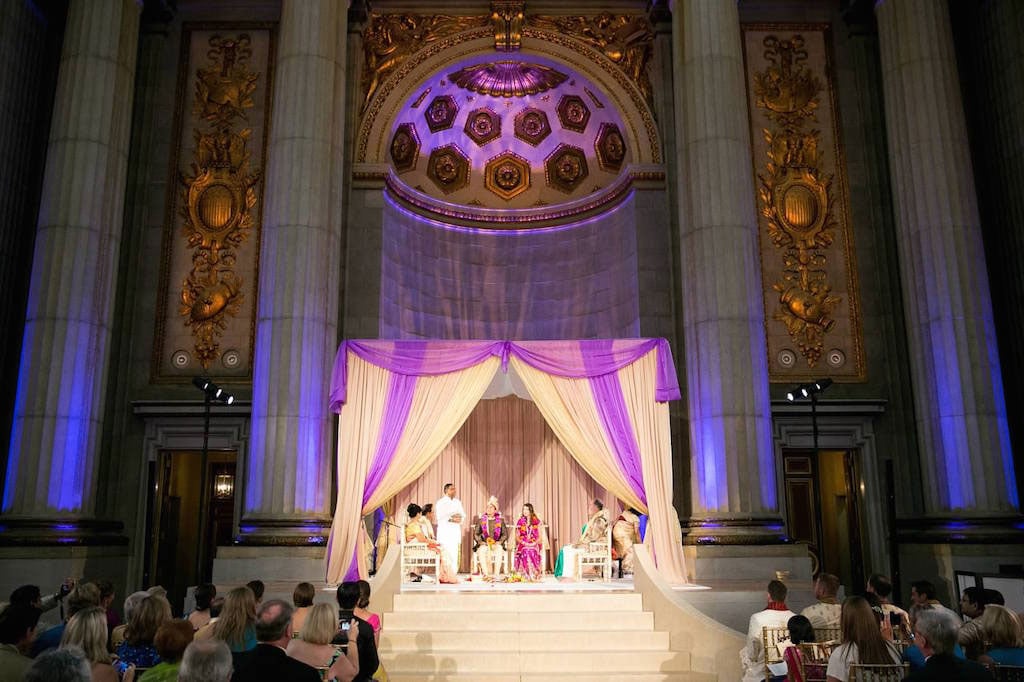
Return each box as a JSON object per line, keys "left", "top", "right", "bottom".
{"left": 387, "top": 54, "right": 631, "bottom": 212}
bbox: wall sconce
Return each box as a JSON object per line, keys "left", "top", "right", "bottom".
{"left": 214, "top": 472, "right": 234, "bottom": 499}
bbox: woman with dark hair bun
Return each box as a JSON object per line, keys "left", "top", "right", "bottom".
{"left": 780, "top": 614, "right": 820, "bottom": 682}
{"left": 188, "top": 584, "right": 216, "bottom": 631}
{"left": 405, "top": 504, "right": 458, "bottom": 583}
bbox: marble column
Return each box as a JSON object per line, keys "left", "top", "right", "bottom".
{"left": 875, "top": 0, "right": 1019, "bottom": 516}
{"left": 672, "top": 1, "right": 782, "bottom": 541}
{"left": 2, "top": 0, "right": 139, "bottom": 529}
{"left": 241, "top": 0, "right": 347, "bottom": 542}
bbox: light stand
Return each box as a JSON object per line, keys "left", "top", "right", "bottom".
{"left": 786, "top": 378, "right": 833, "bottom": 572}
{"left": 191, "top": 377, "right": 233, "bottom": 582}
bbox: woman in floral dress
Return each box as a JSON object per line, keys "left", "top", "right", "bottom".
{"left": 514, "top": 503, "right": 543, "bottom": 581}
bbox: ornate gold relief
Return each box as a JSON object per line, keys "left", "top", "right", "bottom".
{"left": 491, "top": 1, "right": 524, "bottom": 52}
{"left": 447, "top": 61, "right": 568, "bottom": 98}
{"left": 530, "top": 13, "right": 654, "bottom": 104}
{"left": 361, "top": 14, "right": 490, "bottom": 113}
{"left": 179, "top": 34, "right": 261, "bottom": 368}
{"left": 744, "top": 25, "right": 864, "bottom": 380}
{"left": 484, "top": 151, "right": 531, "bottom": 200}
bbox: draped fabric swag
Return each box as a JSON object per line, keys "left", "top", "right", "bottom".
{"left": 325, "top": 339, "right": 688, "bottom": 584}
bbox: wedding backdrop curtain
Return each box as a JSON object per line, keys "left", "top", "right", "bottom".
{"left": 324, "top": 339, "right": 688, "bottom": 584}
{"left": 393, "top": 397, "right": 611, "bottom": 574}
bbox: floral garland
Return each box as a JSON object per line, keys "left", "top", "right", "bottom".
{"left": 516, "top": 515, "right": 539, "bottom": 543}
{"left": 481, "top": 513, "right": 503, "bottom": 542}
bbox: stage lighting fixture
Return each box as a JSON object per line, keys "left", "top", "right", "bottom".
{"left": 785, "top": 378, "right": 833, "bottom": 402}
{"left": 192, "top": 376, "right": 234, "bottom": 404}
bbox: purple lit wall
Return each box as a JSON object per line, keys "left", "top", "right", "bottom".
{"left": 380, "top": 194, "right": 641, "bottom": 340}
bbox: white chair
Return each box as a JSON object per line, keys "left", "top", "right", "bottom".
{"left": 576, "top": 525, "right": 612, "bottom": 581}
{"left": 470, "top": 540, "right": 509, "bottom": 576}
{"left": 400, "top": 522, "right": 439, "bottom": 582}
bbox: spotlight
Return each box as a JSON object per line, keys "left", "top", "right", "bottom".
{"left": 192, "top": 376, "right": 234, "bottom": 404}
{"left": 813, "top": 378, "right": 833, "bottom": 392}
{"left": 785, "top": 378, "right": 834, "bottom": 402}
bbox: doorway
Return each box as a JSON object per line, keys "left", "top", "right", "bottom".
{"left": 145, "top": 449, "right": 236, "bottom": 613}
{"left": 783, "top": 449, "right": 865, "bottom": 590}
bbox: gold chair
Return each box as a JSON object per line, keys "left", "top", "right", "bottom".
{"left": 762, "top": 625, "right": 790, "bottom": 681}
{"left": 991, "top": 664, "right": 1024, "bottom": 682}
{"left": 815, "top": 626, "right": 842, "bottom": 643}
{"left": 848, "top": 662, "right": 910, "bottom": 681}
{"left": 795, "top": 642, "right": 834, "bottom": 682}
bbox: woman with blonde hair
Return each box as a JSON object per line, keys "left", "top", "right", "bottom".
{"left": 825, "top": 596, "right": 901, "bottom": 682}
{"left": 60, "top": 606, "right": 118, "bottom": 682}
{"left": 209, "top": 586, "right": 257, "bottom": 652}
{"left": 115, "top": 594, "right": 171, "bottom": 673}
{"left": 979, "top": 604, "right": 1024, "bottom": 665}
{"left": 286, "top": 602, "right": 360, "bottom": 681}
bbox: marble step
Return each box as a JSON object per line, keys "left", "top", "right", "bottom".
{"left": 382, "top": 650, "right": 693, "bottom": 674}
{"left": 385, "top": 609, "right": 655, "bottom": 632}
{"left": 391, "top": 591, "right": 643, "bottom": 612}
{"left": 380, "top": 629, "right": 670, "bottom": 652}
{"left": 387, "top": 674, "right": 715, "bottom": 682}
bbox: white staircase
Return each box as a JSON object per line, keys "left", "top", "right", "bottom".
{"left": 379, "top": 591, "right": 717, "bottom": 682}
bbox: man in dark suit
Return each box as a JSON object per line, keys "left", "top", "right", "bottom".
{"left": 233, "top": 599, "right": 321, "bottom": 682}
{"left": 904, "top": 608, "right": 994, "bottom": 681}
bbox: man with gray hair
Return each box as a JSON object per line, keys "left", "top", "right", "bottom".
{"left": 24, "top": 647, "right": 91, "bottom": 682}
{"left": 232, "top": 599, "right": 320, "bottom": 682}
{"left": 905, "top": 608, "right": 993, "bottom": 681}
{"left": 179, "top": 639, "right": 233, "bottom": 682}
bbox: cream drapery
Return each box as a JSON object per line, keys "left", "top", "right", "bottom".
{"left": 325, "top": 355, "right": 499, "bottom": 582}
{"left": 509, "top": 355, "right": 688, "bottom": 583}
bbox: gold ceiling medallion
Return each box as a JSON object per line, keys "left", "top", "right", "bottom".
{"left": 361, "top": 14, "right": 490, "bottom": 113}
{"left": 448, "top": 61, "right": 569, "bottom": 98}
{"left": 754, "top": 35, "right": 838, "bottom": 367}
{"left": 530, "top": 14, "right": 654, "bottom": 104}
{"left": 179, "top": 34, "right": 260, "bottom": 368}
{"left": 491, "top": 1, "right": 524, "bottom": 52}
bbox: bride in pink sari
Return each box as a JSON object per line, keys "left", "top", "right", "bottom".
{"left": 514, "top": 503, "right": 543, "bottom": 581}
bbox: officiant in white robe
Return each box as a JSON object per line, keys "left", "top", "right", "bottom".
{"left": 435, "top": 483, "right": 466, "bottom": 573}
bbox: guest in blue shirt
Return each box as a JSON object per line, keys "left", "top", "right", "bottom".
{"left": 979, "top": 604, "right": 1024, "bottom": 666}
{"left": 114, "top": 594, "right": 171, "bottom": 675}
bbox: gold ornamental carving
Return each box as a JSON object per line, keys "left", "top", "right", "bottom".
{"left": 491, "top": 1, "right": 524, "bottom": 52}
{"left": 179, "top": 34, "right": 261, "bottom": 368}
{"left": 361, "top": 14, "right": 490, "bottom": 113}
{"left": 530, "top": 13, "right": 654, "bottom": 104}
{"left": 744, "top": 25, "right": 864, "bottom": 380}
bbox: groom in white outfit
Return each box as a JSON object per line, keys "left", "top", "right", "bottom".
{"left": 434, "top": 483, "right": 466, "bottom": 574}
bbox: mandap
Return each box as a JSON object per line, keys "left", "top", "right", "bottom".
{"left": 324, "top": 338, "right": 689, "bottom": 584}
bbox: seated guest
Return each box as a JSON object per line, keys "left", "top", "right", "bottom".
{"left": 514, "top": 503, "right": 544, "bottom": 582}
{"left": 8, "top": 581, "right": 70, "bottom": 634}
{"left": 405, "top": 503, "right": 458, "bottom": 583}
{"left": 188, "top": 584, "right": 216, "bottom": 631}
{"left": 179, "top": 639, "right": 233, "bottom": 682}
{"left": 232, "top": 600, "right": 320, "bottom": 682}
{"left": 554, "top": 499, "right": 609, "bottom": 580}
{"left": 115, "top": 594, "right": 172, "bottom": 674}
{"left": 60, "top": 607, "right": 117, "bottom": 682}
{"left": 866, "top": 573, "right": 909, "bottom": 634}
{"left": 139, "top": 619, "right": 193, "bottom": 682}
{"left": 904, "top": 608, "right": 993, "bottom": 681}
{"left": 740, "top": 579, "right": 796, "bottom": 682}
{"left": 825, "top": 596, "right": 901, "bottom": 681}
{"left": 802, "top": 573, "right": 842, "bottom": 630}
{"left": 781, "top": 615, "right": 823, "bottom": 682}
{"left": 32, "top": 582, "right": 101, "bottom": 656}
{"left": 958, "top": 619, "right": 987, "bottom": 661}
{"left": 291, "top": 582, "right": 316, "bottom": 637}
{"left": 286, "top": 602, "right": 359, "bottom": 681}
{"left": 910, "top": 579, "right": 960, "bottom": 621}
{"left": 473, "top": 496, "right": 508, "bottom": 580}
{"left": 111, "top": 590, "right": 149, "bottom": 649}
{"left": 193, "top": 596, "right": 225, "bottom": 640}
{"left": 904, "top": 604, "right": 966, "bottom": 670}
{"left": 24, "top": 647, "right": 91, "bottom": 682}
{"left": 978, "top": 604, "right": 1024, "bottom": 666}
{"left": 984, "top": 588, "right": 1005, "bottom": 607}
{"left": 354, "top": 580, "right": 382, "bottom": 648}
{"left": 333, "top": 582, "right": 380, "bottom": 682}
{"left": 207, "top": 587, "right": 257, "bottom": 653}
{"left": 420, "top": 503, "right": 437, "bottom": 539}
{"left": 246, "top": 580, "right": 265, "bottom": 606}
{"left": 960, "top": 586, "right": 988, "bottom": 621}
{"left": 0, "top": 604, "right": 41, "bottom": 681}
{"left": 95, "top": 581, "right": 119, "bottom": 635}
{"left": 612, "top": 507, "right": 642, "bottom": 575}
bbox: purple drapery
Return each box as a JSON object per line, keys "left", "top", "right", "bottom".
{"left": 584, "top": 340, "right": 648, "bottom": 506}
{"left": 329, "top": 338, "right": 680, "bottom": 411}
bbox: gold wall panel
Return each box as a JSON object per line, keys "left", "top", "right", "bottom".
{"left": 742, "top": 25, "right": 864, "bottom": 381}
{"left": 153, "top": 24, "right": 275, "bottom": 381}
